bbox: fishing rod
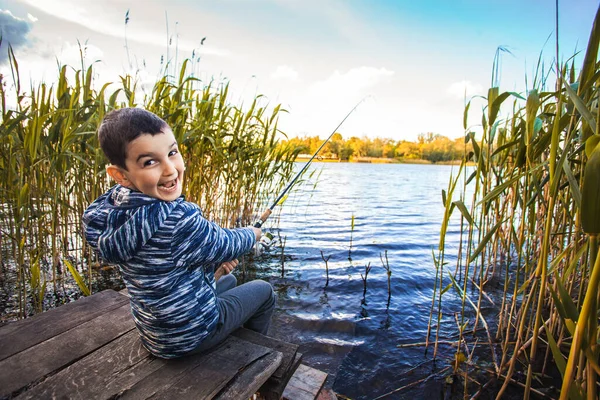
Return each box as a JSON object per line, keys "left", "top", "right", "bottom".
{"left": 254, "top": 99, "right": 364, "bottom": 229}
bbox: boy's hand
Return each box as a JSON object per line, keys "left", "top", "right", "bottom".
{"left": 215, "top": 259, "right": 239, "bottom": 281}
{"left": 253, "top": 227, "right": 262, "bottom": 241}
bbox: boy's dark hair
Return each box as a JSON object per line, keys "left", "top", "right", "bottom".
{"left": 99, "top": 108, "right": 169, "bottom": 169}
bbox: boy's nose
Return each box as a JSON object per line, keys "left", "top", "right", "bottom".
{"left": 163, "top": 160, "right": 178, "bottom": 176}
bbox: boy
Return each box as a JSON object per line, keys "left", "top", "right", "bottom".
{"left": 83, "top": 107, "right": 276, "bottom": 359}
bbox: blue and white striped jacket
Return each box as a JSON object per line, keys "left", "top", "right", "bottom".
{"left": 82, "top": 185, "right": 256, "bottom": 358}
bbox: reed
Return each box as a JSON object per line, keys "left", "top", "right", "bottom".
{"left": 380, "top": 250, "right": 392, "bottom": 306}
{"left": 0, "top": 47, "right": 301, "bottom": 319}
{"left": 348, "top": 213, "right": 355, "bottom": 261}
{"left": 429, "top": 5, "right": 600, "bottom": 398}
{"left": 321, "top": 250, "right": 331, "bottom": 286}
{"left": 360, "top": 262, "right": 372, "bottom": 298}
{"left": 280, "top": 235, "right": 287, "bottom": 277}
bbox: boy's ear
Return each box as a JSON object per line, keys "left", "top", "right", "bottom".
{"left": 106, "top": 165, "right": 132, "bottom": 187}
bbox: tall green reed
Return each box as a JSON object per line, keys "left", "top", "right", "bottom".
{"left": 430, "top": 5, "right": 600, "bottom": 398}
{"left": 0, "top": 48, "right": 301, "bottom": 319}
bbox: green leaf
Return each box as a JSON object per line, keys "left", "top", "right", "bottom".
{"left": 585, "top": 134, "right": 600, "bottom": 158}
{"left": 30, "top": 260, "right": 40, "bottom": 289}
{"left": 565, "top": 83, "right": 597, "bottom": 135}
{"left": 441, "top": 283, "right": 452, "bottom": 295}
{"left": 468, "top": 219, "right": 505, "bottom": 263}
{"left": 64, "top": 259, "right": 90, "bottom": 296}
{"left": 19, "top": 183, "right": 29, "bottom": 206}
{"left": 549, "top": 284, "right": 569, "bottom": 325}
{"left": 491, "top": 139, "right": 520, "bottom": 157}
{"left": 488, "top": 91, "right": 512, "bottom": 126}
{"left": 565, "top": 241, "right": 588, "bottom": 279}
{"left": 480, "top": 163, "right": 546, "bottom": 206}
{"left": 469, "top": 132, "right": 481, "bottom": 161}
{"left": 564, "top": 319, "right": 576, "bottom": 337}
{"left": 452, "top": 200, "right": 475, "bottom": 227}
{"left": 562, "top": 160, "right": 582, "bottom": 211}
{"left": 544, "top": 324, "right": 566, "bottom": 379}
{"left": 554, "top": 271, "right": 580, "bottom": 322}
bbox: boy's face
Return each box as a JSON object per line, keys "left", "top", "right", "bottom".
{"left": 107, "top": 129, "right": 185, "bottom": 201}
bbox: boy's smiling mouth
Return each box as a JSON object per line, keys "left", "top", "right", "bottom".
{"left": 159, "top": 178, "right": 178, "bottom": 190}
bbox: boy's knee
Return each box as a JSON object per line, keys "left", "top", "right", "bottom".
{"left": 250, "top": 279, "right": 275, "bottom": 304}
{"left": 259, "top": 280, "right": 276, "bottom": 307}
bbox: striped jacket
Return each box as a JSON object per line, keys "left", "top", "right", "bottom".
{"left": 82, "top": 185, "right": 256, "bottom": 358}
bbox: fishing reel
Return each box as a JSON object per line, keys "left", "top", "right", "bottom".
{"left": 254, "top": 231, "right": 276, "bottom": 256}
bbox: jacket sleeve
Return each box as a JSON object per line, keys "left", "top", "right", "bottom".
{"left": 82, "top": 191, "right": 111, "bottom": 252}
{"left": 172, "top": 202, "right": 256, "bottom": 268}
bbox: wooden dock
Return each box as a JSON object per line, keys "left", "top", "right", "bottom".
{"left": 0, "top": 289, "right": 329, "bottom": 399}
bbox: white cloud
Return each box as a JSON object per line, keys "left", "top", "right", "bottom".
{"left": 271, "top": 65, "right": 298, "bottom": 81}
{"left": 446, "top": 80, "right": 484, "bottom": 99}
{"left": 27, "top": 13, "right": 38, "bottom": 22}
{"left": 307, "top": 66, "right": 394, "bottom": 101}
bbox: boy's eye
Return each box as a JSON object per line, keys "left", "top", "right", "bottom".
{"left": 143, "top": 159, "right": 156, "bottom": 167}
{"left": 168, "top": 149, "right": 179, "bottom": 157}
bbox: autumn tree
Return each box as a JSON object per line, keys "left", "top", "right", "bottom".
{"left": 278, "top": 132, "right": 471, "bottom": 163}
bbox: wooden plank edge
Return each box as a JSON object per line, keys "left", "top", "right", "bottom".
{"left": 215, "top": 351, "right": 283, "bottom": 400}
{"left": 231, "top": 328, "right": 299, "bottom": 380}
{"left": 260, "top": 352, "right": 303, "bottom": 400}
{"left": 282, "top": 364, "right": 328, "bottom": 400}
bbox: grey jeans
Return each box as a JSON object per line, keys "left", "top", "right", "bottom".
{"left": 191, "top": 274, "right": 276, "bottom": 354}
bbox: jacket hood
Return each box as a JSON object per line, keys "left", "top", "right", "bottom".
{"left": 83, "top": 185, "right": 183, "bottom": 263}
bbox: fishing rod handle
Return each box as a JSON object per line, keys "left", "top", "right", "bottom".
{"left": 253, "top": 209, "right": 272, "bottom": 228}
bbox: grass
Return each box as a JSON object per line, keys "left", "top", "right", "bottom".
{"left": 429, "top": 5, "right": 600, "bottom": 398}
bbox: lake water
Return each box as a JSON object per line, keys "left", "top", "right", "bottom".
{"left": 250, "top": 162, "right": 468, "bottom": 399}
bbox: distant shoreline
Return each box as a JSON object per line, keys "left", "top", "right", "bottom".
{"left": 295, "top": 157, "right": 467, "bottom": 166}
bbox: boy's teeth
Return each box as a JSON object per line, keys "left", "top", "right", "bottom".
{"left": 161, "top": 180, "right": 176, "bottom": 188}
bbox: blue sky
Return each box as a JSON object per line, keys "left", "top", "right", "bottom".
{"left": 0, "top": 0, "right": 598, "bottom": 141}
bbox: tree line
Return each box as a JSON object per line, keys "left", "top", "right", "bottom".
{"left": 280, "top": 132, "right": 473, "bottom": 163}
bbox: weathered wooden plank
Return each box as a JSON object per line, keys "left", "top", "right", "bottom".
{"left": 116, "top": 349, "right": 215, "bottom": 400}
{"left": 282, "top": 364, "right": 328, "bottom": 400}
{"left": 117, "top": 336, "right": 274, "bottom": 400}
{"left": 0, "top": 289, "right": 129, "bottom": 361}
{"left": 261, "top": 352, "right": 303, "bottom": 400}
{"left": 17, "top": 329, "right": 157, "bottom": 400}
{"left": 215, "top": 351, "right": 283, "bottom": 400}
{"left": 1, "top": 302, "right": 135, "bottom": 398}
{"left": 232, "top": 327, "right": 299, "bottom": 380}
{"left": 19, "top": 333, "right": 277, "bottom": 400}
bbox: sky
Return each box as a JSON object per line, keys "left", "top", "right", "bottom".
{"left": 0, "top": 0, "right": 598, "bottom": 141}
